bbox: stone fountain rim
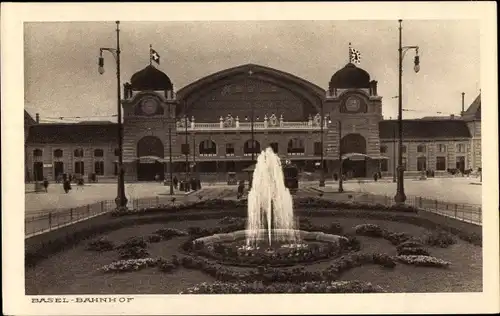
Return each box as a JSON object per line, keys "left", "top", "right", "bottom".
{"left": 193, "top": 229, "right": 348, "bottom": 245}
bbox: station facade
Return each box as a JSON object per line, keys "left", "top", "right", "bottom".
{"left": 25, "top": 63, "right": 481, "bottom": 182}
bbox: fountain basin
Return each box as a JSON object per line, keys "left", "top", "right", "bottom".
{"left": 189, "top": 230, "right": 350, "bottom": 267}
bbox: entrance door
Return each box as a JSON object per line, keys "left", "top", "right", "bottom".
{"left": 343, "top": 159, "right": 366, "bottom": 178}
{"left": 456, "top": 156, "right": 466, "bottom": 173}
{"left": 54, "top": 162, "right": 64, "bottom": 179}
{"left": 137, "top": 161, "right": 164, "bottom": 181}
{"left": 33, "top": 162, "right": 44, "bottom": 181}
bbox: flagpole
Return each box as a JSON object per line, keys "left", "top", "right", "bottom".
{"left": 348, "top": 42, "right": 351, "bottom": 63}
{"left": 149, "top": 44, "right": 152, "bottom": 66}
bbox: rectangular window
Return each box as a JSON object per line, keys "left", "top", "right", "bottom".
{"left": 74, "top": 161, "right": 84, "bottom": 175}
{"left": 314, "top": 142, "right": 322, "bottom": 155}
{"left": 402, "top": 157, "right": 407, "bottom": 169}
{"left": 438, "top": 144, "right": 446, "bottom": 153}
{"left": 436, "top": 156, "right": 446, "bottom": 171}
{"left": 380, "top": 160, "right": 388, "bottom": 172}
{"left": 226, "top": 143, "right": 235, "bottom": 155}
{"left": 94, "top": 161, "right": 104, "bottom": 175}
{"left": 457, "top": 143, "right": 466, "bottom": 153}
{"left": 401, "top": 145, "right": 407, "bottom": 154}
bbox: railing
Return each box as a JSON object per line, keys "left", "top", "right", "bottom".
{"left": 349, "top": 193, "right": 482, "bottom": 225}
{"left": 25, "top": 200, "right": 117, "bottom": 238}
{"left": 177, "top": 120, "right": 324, "bottom": 131}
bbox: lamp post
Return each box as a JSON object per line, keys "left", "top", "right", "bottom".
{"left": 395, "top": 19, "right": 420, "bottom": 204}
{"left": 338, "top": 120, "right": 344, "bottom": 193}
{"left": 247, "top": 70, "right": 255, "bottom": 163}
{"left": 393, "top": 124, "right": 397, "bottom": 182}
{"left": 167, "top": 103, "right": 174, "bottom": 195}
{"left": 319, "top": 101, "right": 325, "bottom": 187}
{"left": 98, "top": 21, "right": 127, "bottom": 210}
{"left": 184, "top": 101, "right": 189, "bottom": 186}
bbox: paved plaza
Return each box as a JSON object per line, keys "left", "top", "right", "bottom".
{"left": 25, "top": 177, "right": 481, "bottom": 214}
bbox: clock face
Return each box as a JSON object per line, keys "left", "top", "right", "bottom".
{"left": 141, "top": 98, "right": 159, "bottom": 115}
{"left": 345, "top": 96, "right": 362, "bottom": 112}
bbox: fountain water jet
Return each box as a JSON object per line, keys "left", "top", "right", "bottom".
{"left": 246, "top": 147, "right": 299, "bottom": 247}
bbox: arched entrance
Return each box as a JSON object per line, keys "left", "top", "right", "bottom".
{"left": 137, "top": 136, "right": 165, "bottom": 181}
{"left": 341, "top": 133, "right": 367, "bottom": 178}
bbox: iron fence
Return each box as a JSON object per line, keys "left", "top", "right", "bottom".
{"left": 25, "top": 188, "right": 482, "bottom": 238}
{"left": 351, "top": 193, "right": 482, "bottom": 225}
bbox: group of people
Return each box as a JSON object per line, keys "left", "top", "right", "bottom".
{"left": 38, "top": 177, "right": 73, "bottom": 193}
{"left": 156, "top": 174, "right": 202, "bottom": 192}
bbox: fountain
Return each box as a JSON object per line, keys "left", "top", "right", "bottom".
{"left": 245, "top": 147, "right": 299, "bottom": 247}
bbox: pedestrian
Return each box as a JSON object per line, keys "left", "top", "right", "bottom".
{"left": 155, "top": 174, "right": 160, "bottom": 182}
{"left": 237, "top": 180, "right": 245, "bottom": 199}
{"left": 43, "top": 177, "right": 49, "bottom": 192}
{"left": 173, "top": 176, "right": 179, "bottom": 189}
{"left": 63, "top": 179, "right": 72, "bottom": 193}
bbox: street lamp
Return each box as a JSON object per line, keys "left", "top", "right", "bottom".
{"left": 184, "top": 100, "right": 189, "bottom": 187}
{"left": 338, "top": 120, "right": 344, "bottom": 193}
{"left": 395, "top": 19, "right": 420, "bottom": 204}
{"left": 167, "top": 103, "right": 174, "bottom": 195}
{"left": 319, "top": 100, "right": 325, "bottom": 187}
{"left": 98, "top": 21, "right": 128, "bottom": 210}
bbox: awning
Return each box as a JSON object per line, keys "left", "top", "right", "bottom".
{"left": 138, "top": 156, "right": 166, "bottom": 163}
{"left": 341, "top": 153, "right": 389, "bottom": 161}
{"left": 113, "top": 158, "right": 138, "bottom": 163}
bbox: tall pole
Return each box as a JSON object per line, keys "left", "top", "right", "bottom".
{"left": 319, "top": 101, "right": 325, "bottom": 187}
{"left": 248, "top": 70, "right": 255, "bottom": 163}
{"left": 394, "top": 19, "right": 407, "bottom": 204}
{"left": 338, "top": 120, "right": 344, "bottom": 193}
{"left": 192, "top": 131, "right": 196, "bottom": 177}
{"left": 168, "top": 103, "right": 174, "bottom": 195}
{"left": 115, "top": 21, "right": 128, "bottom": 210}
{"left": 184, "top": 101, "right": 189, "bottom": 184}
{"left": 393, "top": 124, "right": 397, "bottom": 182}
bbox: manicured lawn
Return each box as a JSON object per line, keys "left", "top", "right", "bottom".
{"left": 25, "top": 216, "right": 482, "bottom": 294}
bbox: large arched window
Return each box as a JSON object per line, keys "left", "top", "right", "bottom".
{"left": 33, "top": 149, "right": 43, "bottom": 157}
{"left": 199, "top": 140, "right": 217, "bottom": 155}
{"left": 74, "top": 148, "right": 84, "bottom": 158}
{"left": 53, "top": 149, "right": 63, "bottom": 158}
{"left": 94, "top": 149, "right": 104, "bottom": 157}
{"left": 340, "top": 133, "right": 366, "bottom": 155}
{"left": 244, "top": 140, "right": 261, "bottom": 154}
{"left": 287, "top": 138, "right": 305, "bottom": 154}
{"left": 137, "top": 136, "right": 164, "bottom": 158}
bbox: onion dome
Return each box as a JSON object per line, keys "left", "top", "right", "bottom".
{"left": 329, "top": 63, "right": 370, "bottom": 89}
{"left": 130, "top": 65, "right": 173, "bottom": 91}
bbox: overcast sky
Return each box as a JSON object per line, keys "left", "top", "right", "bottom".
{"left": 24, "top": 20, "right": 480, "bottom": 123}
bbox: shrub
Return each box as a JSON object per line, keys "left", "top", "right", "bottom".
{"left": 100, "top": 258, "right": 158, "bottom": 273}
{"left": 420, "top": 230, "right": 456, "bottom": 248}
{"left": 384, "top": 232, "right": 413, "bottom": 245}
{"left": 354, "top": 224, "right": 384, "bottom": 237}
{"left": 147, "top": 234, "right": 162, "bottom": 243}
{"left": 394, "top": 255, "right": 451, "bottom": 268}
{"left": 118, "top": 246, "right": 150, "bottom": 260}
{"left": 397, "top": 247, "right": 430, "bottom": 256}
{"left": 153, "top": 228, "right": 188, "bottom": 240}
{"left": 86, "top": 238, "right": 114, "bottom": 252}
{"left": 396, "top": 239, "right": 425, "bottom": 251}
{"left": 372, "top": 253, "right": 396, "bottom": 268}
{"left": 117, "top": 237, "right": 147, "bottom": 250}
{"left": 157, "top": 258, "right": 179, "bottom": 273}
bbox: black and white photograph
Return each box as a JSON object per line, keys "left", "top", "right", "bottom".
{"left": 2, "top": 2, "right": 499, "bottom": 315}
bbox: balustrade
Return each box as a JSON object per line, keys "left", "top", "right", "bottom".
{"left": 176, "top": 112, "right": 328, "bottom": 131}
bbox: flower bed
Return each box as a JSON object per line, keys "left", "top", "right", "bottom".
{"left": 153, "top": 228, "right": 188, "bottom": 240}
{"left": 100, "top": 258, "right": 158, "bottom": 273}
{"left": 179, "top": 251, "right": 397, "bottom": 284}
{"left": 180, "top": 280, "right": 386, "bottom": 294}
{"left": 116, "top": 237, "right": 149, "bottom": 259}
{"left": 395, "top": 255, "right": 451, "bottom": 268}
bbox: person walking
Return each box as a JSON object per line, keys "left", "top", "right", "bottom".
{"left": 43, "top": 177, "right": 49, "bottom": 192}
{"left": 173, "top": 176, "right": 179, "bottom": 189}
{"left": 237, "top": 180, "right": 245, "bottom": 199}
{"left": 63, "top": 179, "right": 72, "bottom": 193}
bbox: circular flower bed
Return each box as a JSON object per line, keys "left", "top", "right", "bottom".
{"left": 184, "top": 229, "right": 355, "bottom": 267}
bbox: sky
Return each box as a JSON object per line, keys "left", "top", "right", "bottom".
{"left": 24, "top": 20, "right": 481, "bottom": 123}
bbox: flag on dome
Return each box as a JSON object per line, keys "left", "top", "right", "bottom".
{"left": 150, "top": 45, "right": 160, "bottom": 65}
{"left": 349, "top": 45, "right": 361, "bottom": 64}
